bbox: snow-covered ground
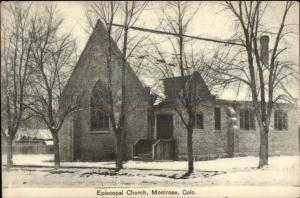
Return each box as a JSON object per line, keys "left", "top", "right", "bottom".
{"left": 2, "top": 154, "right": 299, "bottom": 187}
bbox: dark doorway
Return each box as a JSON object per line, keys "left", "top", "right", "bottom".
{"left": 156, "top": 114, "right": 173, "bottom": 139}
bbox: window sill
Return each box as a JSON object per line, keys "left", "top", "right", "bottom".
{"left": 90, "top": 130, "right": 111, "bottom": 134}
{"left": 239, "top": 129, "right": 258, "bottom": 132}
{"left": 193, "top": 128, "right": 205, "bottom": 132}
{"left": 240, "top": 128, "right": 256, "bottom": 131}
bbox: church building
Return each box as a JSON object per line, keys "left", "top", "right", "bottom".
{"left": 59, "top": 20, "right": 299, "bottom": 162}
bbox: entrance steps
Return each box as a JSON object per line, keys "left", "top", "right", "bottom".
{"left": 133, "top": 152, "right": 152, "bottom": 161}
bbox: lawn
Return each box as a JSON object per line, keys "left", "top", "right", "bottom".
{"left": 2, "top": 154, "right": 299, "bottom": 187}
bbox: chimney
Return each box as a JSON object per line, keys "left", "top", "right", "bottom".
{"left": 260, "top": 35, "right": 269, "bottom": 66}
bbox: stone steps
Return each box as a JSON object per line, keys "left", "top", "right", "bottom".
{"left": 133, "top": 152, "right": 152, "bottom": 161}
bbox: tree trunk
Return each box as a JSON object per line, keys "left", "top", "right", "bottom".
{"left": 121, "top": 128, "right": 128, "bottom": 162}
{"left": 6, "top": 137, "right": 13, "bottom": 168}
{"left": 187, "top": 126, "right": 194, "bottom": 174}
{"left": 52, "top": 132, "right": 60, "bottom": 169}
{"left": 115, "top": 129, "right": 123, "bottom": 170}
{"left": 258, "top": 125, "right": 268, "bottom": 168}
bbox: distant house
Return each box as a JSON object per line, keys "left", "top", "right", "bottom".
{"left": 1, "top": 128, "right": 53, "bottom": 154}
{"left": 1, "top": 117, "right": 53, "bottom": 154}
{"left": 15, "top": 128, "right": 53, "bottom": 145}
{"left": 59, "top": 20, "right": 299, "bottom": 162}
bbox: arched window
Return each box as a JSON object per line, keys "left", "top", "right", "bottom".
{"left": 90, "top": 80, "right": 109, "bottom": 131}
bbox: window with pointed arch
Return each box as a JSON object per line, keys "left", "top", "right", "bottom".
{"left": 90, "top": 80, "right": 109, "bottom": 131}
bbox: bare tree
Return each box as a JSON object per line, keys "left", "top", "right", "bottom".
{"left": 212, "top": 1, "right": 298, "bottom": 168}
{"left": 23, "top": 5, "right": 78, "bottom": 168}
{"left": 1, "top": 2, "right": 35, "bottom": 168}
{"left": 144, "top": 1, "right": 206, "bottom": 175}
{"left": 84, "top": 1, "right": 148, "bottom": 170}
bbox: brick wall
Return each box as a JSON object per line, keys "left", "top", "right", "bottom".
{"left": 156, "top": 100, "right": 299, "bottom": 161}
{"left": 234, "top": 102, "right": 299, "bottom": 156}
{"left": 265, "top": 104, "right": 299, "bottom": 155}
{"left": 172, "top": 101, "right": 230, "bottom": 160}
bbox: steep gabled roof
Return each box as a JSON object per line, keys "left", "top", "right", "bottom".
{"left": 162, "top": 71, "right": 212, "bottom": 98}
{"left": 62, "top": 19, "right": 146, "bottom": 101}
{"left": 155, "top": 71, "right": 215, "bottom": 107}
{"left": 60, "top": 20, "right": 149, "bottom": 111}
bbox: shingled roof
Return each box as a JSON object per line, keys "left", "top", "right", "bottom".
{"left": 155, "top": 71, "right": 216, "bottom": 107}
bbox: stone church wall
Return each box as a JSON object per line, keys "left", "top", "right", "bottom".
{"left": 59, "top": 20, "right": 148, "bottom": 161}
{"left": 159, "top": 101, "right": 299, "bottom": 161}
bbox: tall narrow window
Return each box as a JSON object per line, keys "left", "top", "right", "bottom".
{"left": 193, "top": 113, "right": 204, "bottom": 129}
{"left": 90, "top": 80, "right": 109, "bottom": 131}
{"left": 274, "top": 110, "right": 288, "bottom": 130}
{"left": 215, "top": 107, "right": 221, "bottom": 130}
{"left": 240, "top": 109, "right": 255, "bottom": 130}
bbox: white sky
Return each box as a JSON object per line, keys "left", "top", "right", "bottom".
{"left": 44, "top": 1, "right": 299, "bottom": 101}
